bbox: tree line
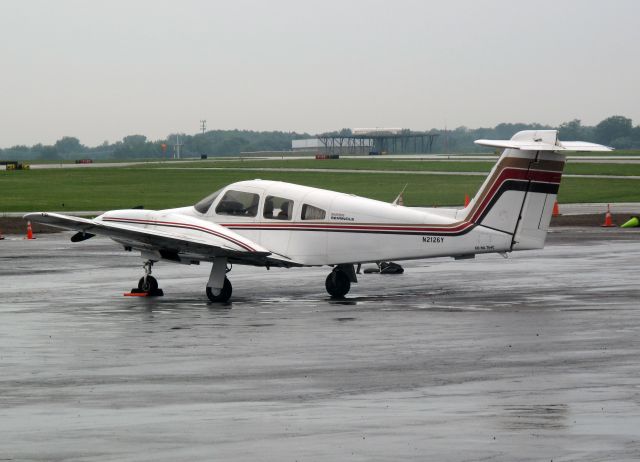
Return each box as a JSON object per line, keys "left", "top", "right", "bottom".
{"left": 439, "top": 116, "right": 640, "bottom": 153}
{"left": 0, "top": 130, "right": 312, "bottom": 161}
{"left": 1, "top": 116, "right": 638, "bottom": 161}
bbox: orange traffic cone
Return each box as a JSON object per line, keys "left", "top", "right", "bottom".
{"left": 601, "top": 204, "right": 615, "bottom": 228}
{"left": 464, "top": 193, "right": 470, "bottom": 207}
{"left": 552, "top": 200, "right": 560, "bottom": 217}
{"left": 26, "top": 221, "right": 35, "bottom": 239}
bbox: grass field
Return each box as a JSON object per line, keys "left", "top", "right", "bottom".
{"left": 2, "top": 164, "right": 640, "bottom": 212}
{"left": 148, "top": 158, "right": 640, "bottom": 176}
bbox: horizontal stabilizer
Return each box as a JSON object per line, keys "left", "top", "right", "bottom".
{"left": 475, "top": 139, "right": 612, "bottom": 152}
{"left": 475, "top": 130, "right": 612, "bottom": 152}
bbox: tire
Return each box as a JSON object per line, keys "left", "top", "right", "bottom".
{"left": 206, "top": 277, "right": 232, "bottom": 303}
{"left": 325, "top": 270, "right": 351, "bottom": 298}
{"left": 138, "top": 275, "right": 158, "bottom": 292}
{"left": 379, "top": 262, "right": 404, "bottom": 274}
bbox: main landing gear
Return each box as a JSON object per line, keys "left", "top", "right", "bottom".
{"left": 325, "top": 264, "right": 358, "bottom": 299}
{"left": 206, "top": 258, "right": 232, "bottom": 303}
{"left": 206, "top": 277, "right": 232, "bottom": 303}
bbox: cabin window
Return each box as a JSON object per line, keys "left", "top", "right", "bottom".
{"left": 301, "top": 204, "right": 326, "bottom": 220}
{"left": 215, "top": 190, "right": 260, "bottom": 217}
{"left": 264, "top": 196, "right": 294, "bottom": 220}
{"left": 194, "top": 188, "right": 223, "bottom": 214}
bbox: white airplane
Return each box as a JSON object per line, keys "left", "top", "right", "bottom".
{"left": 25, "top": 130, "right": 610, "bottom": 302}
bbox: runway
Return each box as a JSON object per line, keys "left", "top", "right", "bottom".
{"left": 1, "top": 229, "right": 639, "bottom": 461}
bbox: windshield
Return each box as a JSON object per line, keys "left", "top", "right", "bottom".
{"left": 194, "top": 188, "right": 223, "bottom": 214}
{"left": 215, "top": 190, "right": 260, "bottom": 217}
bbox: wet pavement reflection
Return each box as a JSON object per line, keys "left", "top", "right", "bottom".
{"left": 1, "top": 228, "right": 639, "bottom": 461}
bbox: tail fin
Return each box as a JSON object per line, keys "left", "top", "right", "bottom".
{"left": 462, "top": 130, "right": 611, "bottom": 251}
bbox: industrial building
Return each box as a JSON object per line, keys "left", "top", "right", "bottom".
{"left": 292, "top": 128, "right": 439, "bottom": 155}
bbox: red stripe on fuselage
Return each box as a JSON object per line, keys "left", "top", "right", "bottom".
{"left": 102, "top": 217, "right": 256, "bottom": 252}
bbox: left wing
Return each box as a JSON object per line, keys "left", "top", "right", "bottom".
{"left": 24, "top": 210, "right": 299, "bottom": 267}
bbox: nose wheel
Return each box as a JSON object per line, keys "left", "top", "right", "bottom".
{"left": 126, "top": 260, "right": 164, "bottom": 297}
{"left": 138, "top": 275, "right": 158, "bottom": 292}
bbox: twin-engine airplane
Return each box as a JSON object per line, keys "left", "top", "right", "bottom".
{"left": 26, "top": 130, "right": 610, "bottom": 302}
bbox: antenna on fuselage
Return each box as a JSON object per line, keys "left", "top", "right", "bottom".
{"left": 392, "top": 184, "right": 408, "bottom": 206}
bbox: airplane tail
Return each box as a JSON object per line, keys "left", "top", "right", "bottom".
{"left": 462, "top": 130, "right": 611, "bottom": 251}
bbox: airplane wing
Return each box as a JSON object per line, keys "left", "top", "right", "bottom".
{"left": 24, "top": 211, "right": 300, "bottom": 267}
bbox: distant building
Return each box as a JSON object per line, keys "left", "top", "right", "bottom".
{"left": 292, "top": 139, "right": 325, "bottom": 151}
{"left": 293, "top": 128, "right": 437, "bottom": 154}
{"left": 352, "top": 128, "right": 404, "bottom": 135}
{"left": 292, "top": 137, "right": 373, "bottom": 153}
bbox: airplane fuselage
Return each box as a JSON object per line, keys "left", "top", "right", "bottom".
{"left": 98, "top": 179, "right": 513, "bottom": 267}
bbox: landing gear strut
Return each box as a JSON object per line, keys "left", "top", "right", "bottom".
{"left": 129, "top": 260, "right": 164, "bottom": 296}
{"left": 206, "top": 258, "right": 232, "bottom": 303}
{"left": 325, "top": 264, "right": 357, "bottom": 298}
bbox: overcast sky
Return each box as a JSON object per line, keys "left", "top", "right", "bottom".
{"left": 1, "top": 0, "right": 639, "bottom": 147}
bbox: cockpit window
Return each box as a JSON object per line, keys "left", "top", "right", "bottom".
{"left": 215, "top": 190, "right": 260, "bottom": 217}
{"left": 194, "top": 188, "right": 223, "bottom": 214}
{"left": 264, "top": 196, "right": 293, "bottom": 220}
{"left": 301, "top": 204, "right": 326, "bottom": 220}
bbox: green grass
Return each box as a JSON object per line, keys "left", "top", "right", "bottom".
{"left": 567, "top": 149, "right": 640, "bottom": 156}
{"left": 3, "top": 166, "right": 640, "bottom": 212}
{"left": 564, "top": 163, "right": 640, "bottom": 176}
{"left": 149, "top": 158, "right": 640, "bottom": 176}
{"left": 150, "top": 158, "right": 496, "bottom": 172}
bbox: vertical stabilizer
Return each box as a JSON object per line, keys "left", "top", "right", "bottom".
{"left": 461, "top": 130, "right": 610, "bottom": 251}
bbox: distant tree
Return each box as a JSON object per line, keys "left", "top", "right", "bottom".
{"left": 595, "top": 116, "right": 632, "bottom": 145}
{"left": 123, "top": 134, "right": 148, "bottom": 146}
{"left": 632, "top": 126, "right": 640, "bottom": 147}
{"left": 558, "top": 119, "right": 585, "bottom": 141}
{"left": 218, "top": 136, "right": 250, "bottom": 155}
{"left": 610, "top": 136, "right": 634, "bottom": 149}
{"left": 9, "top": 144, "right": 30, "bottom": 153}
{"left": 39, "top": 145, "right": 60, "bottom": 160}
{"left": 54, "top": 136, "right": 85, "bottom": 157}
{"left": 113, "top": 135, "right": 151, "bottom": 158}
{"left": 189, "top": 133, "right": 211, "bottom": 156}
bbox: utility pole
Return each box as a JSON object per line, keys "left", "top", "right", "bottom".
{"left": 174, "top": 134, "right": 183, "bottom": 159}
{"left": 200, "top": 119, "right": 207, "bottom": 135}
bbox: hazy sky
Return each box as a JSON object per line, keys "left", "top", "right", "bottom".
{"left": 1, "top": 0, "right": 639, "bottom": 147}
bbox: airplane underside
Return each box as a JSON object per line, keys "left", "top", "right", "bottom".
{"left": 128, "top": 257, "right": 366, "bottom": 302}
{"left": 124, "top": 223, "right": 515, "bottom": 303}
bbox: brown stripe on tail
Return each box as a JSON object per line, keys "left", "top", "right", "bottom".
{"left": 461, "top": 151, "right": 566, "bottom": 249}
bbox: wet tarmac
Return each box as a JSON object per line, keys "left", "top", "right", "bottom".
{"left": 1, "top": 229, "right": 639, "bottom": 461}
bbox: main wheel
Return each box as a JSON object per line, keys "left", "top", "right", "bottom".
{"left": 206, "top": 277, "right": 232, "bottom": 303}
{"left": 138, "top": 275, "right": 158, "bottom": 292}
{"left": 325, "top": 270, "right": 351, "bottom": 298}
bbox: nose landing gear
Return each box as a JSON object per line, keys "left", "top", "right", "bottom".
{"left": 126, "top": 260, "right": 164, "bottom": 296}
